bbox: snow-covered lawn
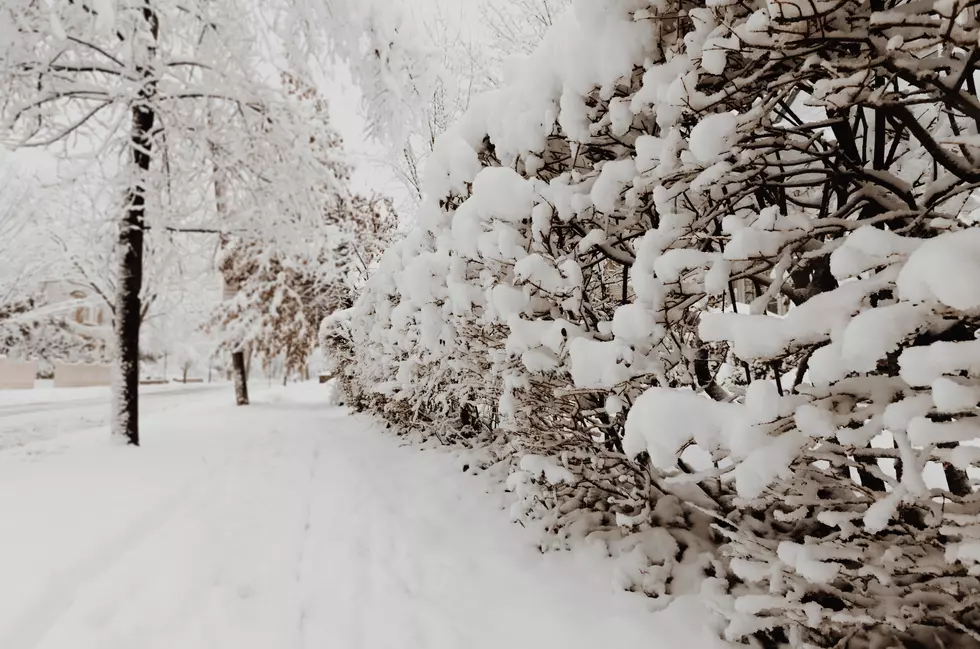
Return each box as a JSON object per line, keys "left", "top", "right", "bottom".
{"left": 0, "top": 382, "right": 721, "bottom": 649}
{"left": 0, "top": 382, "right": 226, "bottom": 451}
{"left": 0, "top": 380, "right": 218, "bottom": 408}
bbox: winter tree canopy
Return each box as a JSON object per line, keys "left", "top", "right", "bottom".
{"left": 0, "top": 0, "right": 359, "bottom": 442}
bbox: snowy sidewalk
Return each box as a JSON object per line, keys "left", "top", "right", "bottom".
{"left": 0, "top": 384, "right": 715, "bottom": 649}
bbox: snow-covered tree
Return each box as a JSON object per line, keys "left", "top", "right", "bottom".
{"left": 0, "top": 0, "right": 347, "bottom": 444}
{"left": 0, "top": 165, "right": 48, "bottom": 316}
{"left": 0, "top": 162, "right": 100, "bottom": 370}
{"left": 211, "top": 239, "right": 344, "bottom": 381}
{"left": 0, "top": 297, "right": 110, "bottom": 376}
{"left": 375, "top": 0, "right": 572, "bottom": 208}
{"left": 477, "top": 0, "right": 570, "bottom": 86}
{"left": 212, "top": 192, "right": 395, "bottom": 389}
{"left": 327, "top": 0, "right": 980, "bottom": 645}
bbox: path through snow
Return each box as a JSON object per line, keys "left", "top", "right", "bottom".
{"left": 0, "top": 383, "right": 723, "bottom": 649}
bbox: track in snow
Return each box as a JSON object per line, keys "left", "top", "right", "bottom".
{"left": 0, "top": 384, "right": 720, "bottom": 649}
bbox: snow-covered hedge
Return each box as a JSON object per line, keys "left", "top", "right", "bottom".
{"left": 325, "top": 0, "right": 980, "bottom": 645}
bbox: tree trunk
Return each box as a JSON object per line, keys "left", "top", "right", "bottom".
{"left": 232, "top": 350, "right": 249, "bottom": 406}
{"left": 282, "top": 346, "right": 289, "bottom": 386}
{"left": 210, "top": 128, "right": 249, "bottom": 407}
{"left": 112, "top": 5, "right": 158, "bottom": 446}
{"left": 113, "top": 170, "right": 146, "bottom": 444}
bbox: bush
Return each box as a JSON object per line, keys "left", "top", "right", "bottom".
{"left": 324, "top": 0, "right": 980, "bottom": 644}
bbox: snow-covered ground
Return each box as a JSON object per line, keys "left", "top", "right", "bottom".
{"left": 0, "top": 382, "right": 725, "bottom": 649}
{"left": 0, "top": 382, "right": 225, "bottom": 450}
{"left": 0, "top": 379, "right": 219, "bottom": 408}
